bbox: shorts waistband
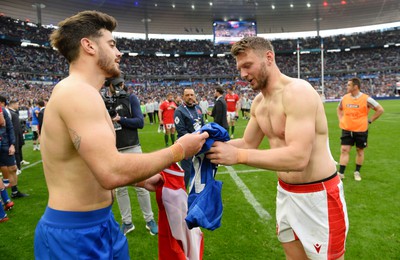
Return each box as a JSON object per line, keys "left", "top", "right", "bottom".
{"left": 41, "top": 205, "right": 112, "bottom": 229}
{"left": 278, "top": 173, "right": 340, "bottom": 193}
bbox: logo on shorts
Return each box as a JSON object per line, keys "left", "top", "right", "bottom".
{"left": 313, "top": 243, "right": 322, "bottom": 253}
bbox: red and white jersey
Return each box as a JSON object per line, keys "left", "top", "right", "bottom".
{"left": 156, "top": 163, "right": 204, "bottom": 260}
{"left": 225, "top": 93, "right": 239, "bottom": 112}
{"left": 159, "top": 100, "right": 177, "bottom": 124}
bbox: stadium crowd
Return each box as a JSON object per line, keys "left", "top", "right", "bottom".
{"left": 0, "top": 14, "right": 399, "bottom": 111}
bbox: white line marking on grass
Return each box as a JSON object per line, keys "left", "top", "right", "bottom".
{"left": 21, "top": 160, "right": 42, "bottom": 170}
{"left": 218, "top": 168, "right": 265, "bottom": 175}
{"left": 225, "top": 166, "right": 271, "bottom": 221}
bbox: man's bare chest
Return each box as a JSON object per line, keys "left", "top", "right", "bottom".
{"left": 255, "top": 101, "right": 286, "bottom": 140}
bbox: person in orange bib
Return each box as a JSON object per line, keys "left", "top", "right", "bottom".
{"left": 337, "top": 77, "right": 384, "bottom": 181}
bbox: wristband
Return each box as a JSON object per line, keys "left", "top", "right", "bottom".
{"left": 237, "top": 149, "right": 249, "bottom": 164}
{"left": 368, "top": 119, "right": 372, "bottom": 124}
{"left": 169, "top": 142, "right": 185, "bottom": 162}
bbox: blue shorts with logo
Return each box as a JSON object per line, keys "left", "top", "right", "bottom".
{"left": 34, "top": 205, "right": 129, "bottom": 259}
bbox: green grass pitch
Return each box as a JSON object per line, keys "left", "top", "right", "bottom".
{"left": 1, "top": 100, "right": 399, "bottom": 259}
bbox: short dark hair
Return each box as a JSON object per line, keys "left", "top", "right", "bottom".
{"left": 349, "top": 77, "right": 361, "bottom": 90}
{"left": 50, "top": 10, "right": 117, "bottom": 63}
{"left": 215, "top": 87, "right": 224, "bottom": 95}
{"left": 9, "top": 100, "right": 18, "bottom": 106}
{"left": 38, "top": 101, "right": 45, "bottom": 107}
{"left": 0, "top": 95, "right": 7, "bottom": 104}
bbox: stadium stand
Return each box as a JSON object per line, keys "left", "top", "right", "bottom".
{"left": 0, "top": 15, "right": 399, "bottom": 108}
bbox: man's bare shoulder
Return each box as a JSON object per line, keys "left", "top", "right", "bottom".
{"left": 52, "top": 78, "right": 103, "bottom": 108}
{"left": 283, "top": 77, "right": 319, "bottom": 100}
{"left": 252, "top": 92, "right": 264, "bottom": 106}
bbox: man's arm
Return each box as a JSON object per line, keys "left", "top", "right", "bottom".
{"left": 61, "top": 91, "right": 208, "bottom": 190}
{"left": 118, "top": 94, "right": 144, "bottom": 129}
{"left": 367, "top": 98, "right": 384, "bottom": 123}
{"left": 3, "top": 109, "right": 16, "bottom": 146}
{"left": 337, "top": 100, "right": 343, "bottom": 122}
{"left": 207, "top": 82, "right": 316, "bottom": 172}
{"left": 229, "top": 95, "right": 264, "bottom": 149}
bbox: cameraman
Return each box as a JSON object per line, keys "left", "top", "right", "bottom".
{"left": 105, "top": 77, "right": 158, "bottom": 236}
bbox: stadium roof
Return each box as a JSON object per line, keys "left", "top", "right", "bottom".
{"left": 1, "top": 0, "right": 399, "bottom": 35}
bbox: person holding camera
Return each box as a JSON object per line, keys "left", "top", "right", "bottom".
{"left": 105, "top": 77, "right": 159, "bottom": 236}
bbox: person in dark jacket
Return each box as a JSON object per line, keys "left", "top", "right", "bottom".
{"left": 107, "top": 77, "right": 159, "bottom": 236}
{"left": 0, "top": 95, "right": 28, "bottom": 198}
{"left": 209, "top": 86, "right": 229, "bottom": 131}
{"left": 37, "top": 100, "right": 45, "bottom": 134}
{"left": 8, "top": 100, "right": 26, "bottom": 174}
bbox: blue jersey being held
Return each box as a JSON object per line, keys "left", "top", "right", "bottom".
{"left": 186, "top": 123, "right": 229, "bottom": 231}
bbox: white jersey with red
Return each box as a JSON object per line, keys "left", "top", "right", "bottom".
{"left": 225, "top": 93, "right": 239, "bottom": 113}
{"left": 276, "top": 174, "right": 349, "bottom": 259}
{"left": 159, "top": 100, "right": 177, "bottom": 125}
{"left": 156, "top": 163, "right": 204, "bottom": 260}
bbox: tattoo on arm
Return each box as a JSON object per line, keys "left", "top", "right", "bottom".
{"left": 69, "top": 128, "right": 81, "bottom": 150}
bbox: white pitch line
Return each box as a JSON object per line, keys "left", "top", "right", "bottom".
{"left": 21, "top": 160, "right": 42, "bottom": 170}
{"left": 224, "top": 166, "right": 271, "bottom": 221}
{"left": 217, "top": 168, "right": 265, "bottom": 175}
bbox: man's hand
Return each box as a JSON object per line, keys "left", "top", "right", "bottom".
{"left": 176, "top": 131, "right": 209, "bottom": 158}
{"left": 206, "top": 141, "right": 245, "bottom": 165}
{"left": 9, "top": 144, "right": 15, "bottom": 155}
{"left": 112, "top": 113, "right": 121, "bottom": 122}
{"left": 142, "top": 174, "right": 164, "bottom": 192}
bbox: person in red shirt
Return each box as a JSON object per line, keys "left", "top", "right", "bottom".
{"left": 159, "top": 93, "right": 177, "bottom": 146}
{"left": 225, "top": 85, "right": 240, "bottom": 138}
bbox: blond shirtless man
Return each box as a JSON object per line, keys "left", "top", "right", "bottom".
{"left": 207, "top": 37, "right": 348, "bottom": 260}
{"left": 34, "top": 11, "right": 208, "bottom": 259}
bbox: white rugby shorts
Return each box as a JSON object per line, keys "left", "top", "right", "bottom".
{"left": 276, "top": 174, "right": 349, "bottom": 259}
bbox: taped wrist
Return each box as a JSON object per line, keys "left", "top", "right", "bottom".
{"left": 170, "top": 142, "right": 185, "bottom": 162}
{"left": 237, "top": 149, "right": 248, "bottom": 164}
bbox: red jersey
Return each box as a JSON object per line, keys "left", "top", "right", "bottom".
{"left": 156, "top": 163, "right": 204, "bottom": 260}
{"left": 159, "top": 100, "right": 177, "bottom": 124}
{"left": 225, "top": 93, "right": 239, "bottom": 112}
